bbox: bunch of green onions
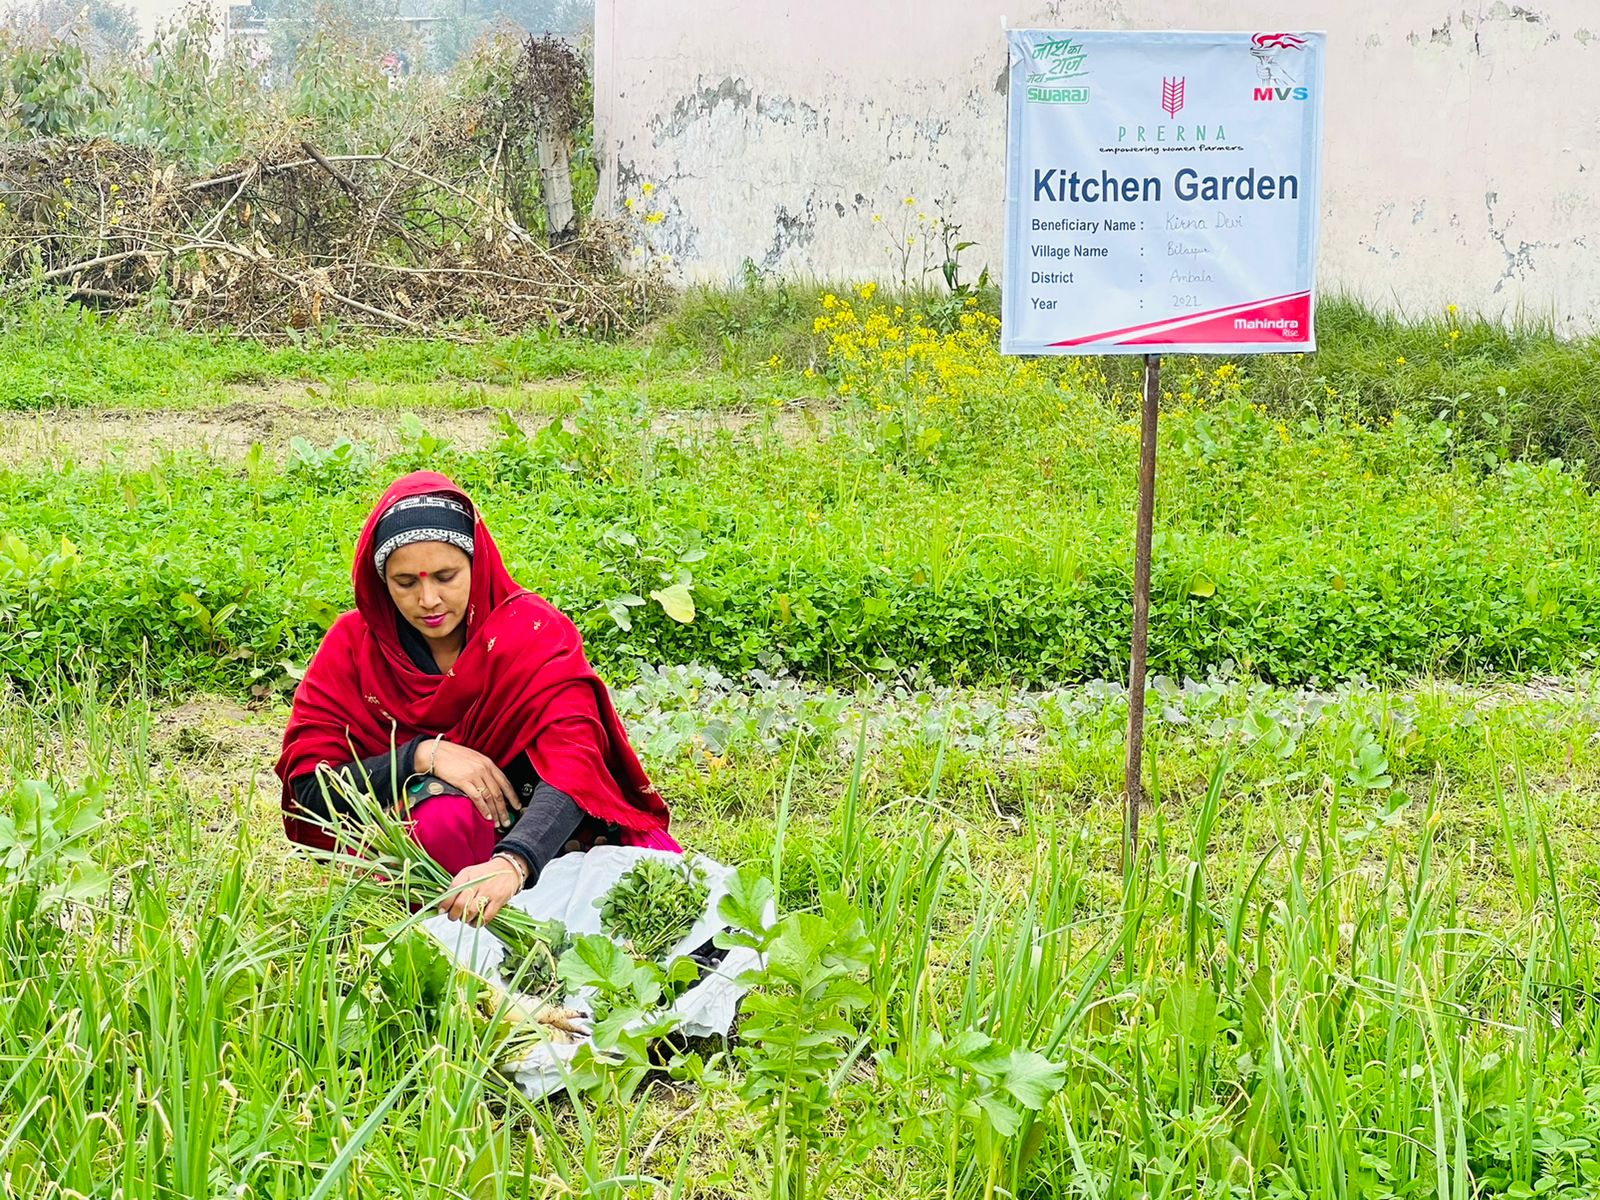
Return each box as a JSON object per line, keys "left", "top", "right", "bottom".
{"left": 302, "top": 769, "right": 555, "bottom": 968}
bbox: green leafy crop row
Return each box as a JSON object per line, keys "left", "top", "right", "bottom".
{"left": 2, "top": 382, "right": 1596, "bottom": 694}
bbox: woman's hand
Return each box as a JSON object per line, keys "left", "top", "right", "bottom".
{"left": 439, "top": 855, "right": 524, "bottom": 926}
{"left": 420, "top": 739, "right": 521, "bottom": 829}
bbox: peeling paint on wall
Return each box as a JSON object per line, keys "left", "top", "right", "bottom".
{"left": 653, "top": 77, "right": 754, "bottom": 145}
{"left": 763, "top": 202, "right": 819, "bottom": 271}
{"left": 595, "top": 0, "right": 1600, "bottom": 332}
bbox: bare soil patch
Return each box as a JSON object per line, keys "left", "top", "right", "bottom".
{"left": 1, "top": 388, "right": 828, "bottom": 468}
{"left": 1, "top": 402, "right": 511, "bottom": 468}
{"left": 148, "top": 695, "right": 291, "bottom": 843}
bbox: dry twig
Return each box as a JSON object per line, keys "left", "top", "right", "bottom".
{"left": 0, "top": 137, "right": 657, "bottom": 338}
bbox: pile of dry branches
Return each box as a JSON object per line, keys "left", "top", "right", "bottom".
{"left": 0, "top": 131, "right": 655, "bottom": 336}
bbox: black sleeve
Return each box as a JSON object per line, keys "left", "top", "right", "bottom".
{"left": 495, "top": 782, "right": 584, "bottom": 883}
{"left": 291, "top": 735, "right": 424, "bottom": 822}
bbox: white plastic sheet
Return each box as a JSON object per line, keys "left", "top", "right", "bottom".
{"left": 419, "top": 846, "right": 767, "bottom": 1098}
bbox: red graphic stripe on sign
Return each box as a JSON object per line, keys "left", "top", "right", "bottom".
{"left": 1116, "top": 292, "right": 1312, "bottom": 346}
{"left": 1047, "top": 291, "right": 1310, "bottom": 348}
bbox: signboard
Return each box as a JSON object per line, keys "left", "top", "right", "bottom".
{"left": 1001, "top": 30, "right": 1325, "bottom": 356}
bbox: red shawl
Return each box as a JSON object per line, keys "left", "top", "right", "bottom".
{"left": 275, "top": 471, "right": 674, "bottom": 852}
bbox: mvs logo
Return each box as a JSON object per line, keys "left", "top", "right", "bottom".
{"left": 1248, "top": 31, "right": 1309, "bottom": 100}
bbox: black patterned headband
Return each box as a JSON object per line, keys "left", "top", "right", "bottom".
{"left": 372, "top": 494, "right": 475, "bottom": 577}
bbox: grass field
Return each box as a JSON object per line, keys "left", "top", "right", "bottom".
{"left": 5, "top": 290, "right": 1600, "bottom": 1198}
{"left": 4, "top": 292, "right": 1600, "bottom": 692}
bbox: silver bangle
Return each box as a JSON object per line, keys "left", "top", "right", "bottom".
{"left": 424, "top": 732, "right": 445, "bottom": 774}
{"left": 492, "top": 852, "right": 529, "bottom": 889}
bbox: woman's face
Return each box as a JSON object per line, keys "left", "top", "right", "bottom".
{"left": 383, "top": 542, "right": 473, "bottom": 647}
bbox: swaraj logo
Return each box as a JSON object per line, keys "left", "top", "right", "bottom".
{"left": 1026, "top": 36, "right": 1090, "bottom": 104}
{"left": 1161, "top": 76, "right": 1185, "bottom": 117}
{"left": 1250, "top": 31, "right": 1310, "bottom": 99}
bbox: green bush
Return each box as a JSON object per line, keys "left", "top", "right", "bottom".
{"left": 0, "top": 33, "right": 101, "bottom": 137}
{"left": 660, "top": 286, "right": 1600, "bottom": 478}
{"left": 1071, "top": 297, "right": 1600, "bottom": 477}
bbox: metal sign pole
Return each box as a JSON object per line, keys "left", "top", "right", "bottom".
{"left": 1123, "top": 352, "right": 1161, "bottom": 872}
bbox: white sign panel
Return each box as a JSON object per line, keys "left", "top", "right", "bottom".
{"left": 1002, "top": 30, "right": 1325, "bottom": 356}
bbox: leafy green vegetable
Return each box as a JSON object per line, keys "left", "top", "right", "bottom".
{"left": 9, "top": 306, "right": 1600, "bottom": 696}
{"left": 595, "top": 854, "right": 710, "bottom": 960}
{"left": 496, "top": 918, "right": 571, "bottom": 996}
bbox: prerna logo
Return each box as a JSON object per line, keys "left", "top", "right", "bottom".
{"left": 1026, "top": 36, "right": 1091, "bottom": 104}
{"left": 1161, "top": 76, "right": 1185, "bottom": 117}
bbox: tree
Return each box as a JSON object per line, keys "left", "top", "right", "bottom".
{"left": 426, "top": 0, "right": 589, "bottom": 71}
{"left": 468, "top": 0, "right": 588, "bottom": 38}
{"left": 0, "top": 0, "right": 140, "bottom": 63}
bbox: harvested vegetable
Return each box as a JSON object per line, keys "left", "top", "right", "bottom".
{"left": 596, "top": 854, "right": 710, "bottom": 960}
{"left": 497, "top": 918, "right": 571, "bottom": 994}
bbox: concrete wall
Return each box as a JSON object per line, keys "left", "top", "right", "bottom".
{"left": 594, "top": 1, "right": 1600, "bottom": 332}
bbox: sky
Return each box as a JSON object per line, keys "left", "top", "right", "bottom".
{"left": 127, "top": 0, "right": 210, "bottom": 37}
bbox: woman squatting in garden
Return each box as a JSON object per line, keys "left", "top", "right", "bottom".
{"left": 274, "top": 471, "right": 679, "bottom": 926}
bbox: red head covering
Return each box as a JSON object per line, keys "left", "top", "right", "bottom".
{"left": 275, "top": 471, "right": 673, "bottom": 851}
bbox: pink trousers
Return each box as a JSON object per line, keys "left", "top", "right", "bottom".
{"left": 407, "top": 792, "right": 682, "bottom": 876}
{"left": 408, "top": 791, "right": 497, "bottom": 875}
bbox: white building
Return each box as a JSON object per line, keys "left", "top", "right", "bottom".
{"left": 594, "top": 1, "right": 1600, "bottom": 332}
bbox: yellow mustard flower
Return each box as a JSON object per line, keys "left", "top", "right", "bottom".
{"left": 641, "top": 182, "right": 655, "bottom": 195}
{"left": 644, "top": 211, "right": 666, "bottom": 225}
